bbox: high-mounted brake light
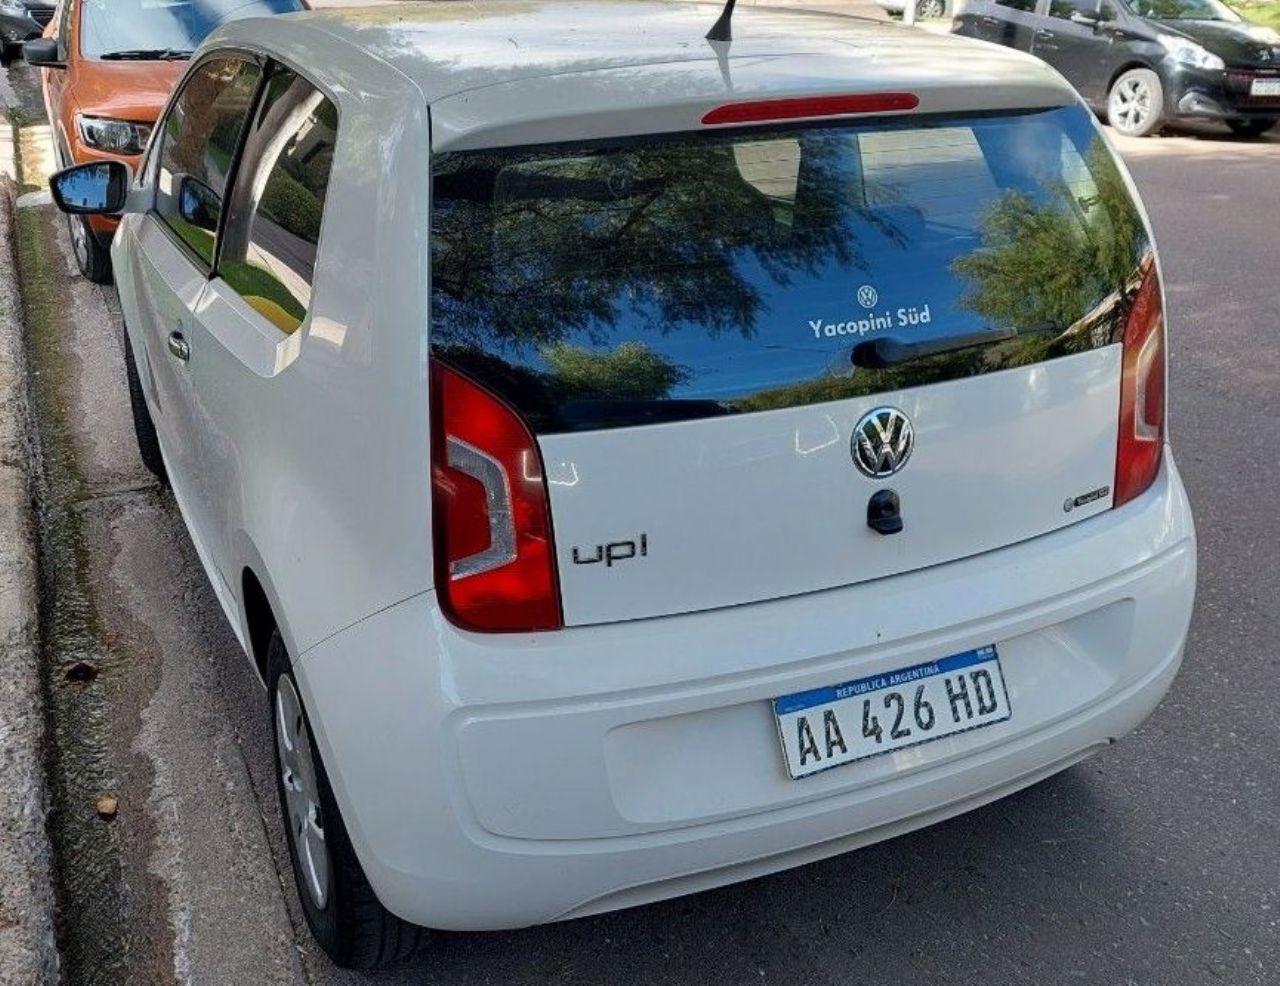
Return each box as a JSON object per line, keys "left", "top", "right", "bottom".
{"left": 701, "top": 93, "right": 920, "bottom": 126}
{"left": 430, "top": 359, "right": 562, "bottom": 632}
{"left": 1114, "top": 261, "right": 1166, "bottom": 507}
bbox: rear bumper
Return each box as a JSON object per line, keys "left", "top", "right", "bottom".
{"left": 1166, "top": 65, "right": 1280, "bottom": 121}
{"left": 297, "top": 455, "right": 1195, "bottom": 931}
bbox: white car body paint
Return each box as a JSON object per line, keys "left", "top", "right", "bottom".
{"left": 108, "top": 1, "right": 1194, "bottom": 932}
{"left": 547, "top": 349, "right": 1121, "bottom": 626}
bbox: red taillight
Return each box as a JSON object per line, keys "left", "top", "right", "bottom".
{"left": 430, "top": 359, "right": 562, "bottom": 632}
{"left": 1114, "top": 262, "right": 1166, "bottom": 507}
{"left": 701, "top": 93, "right": 919, "bottom": 126}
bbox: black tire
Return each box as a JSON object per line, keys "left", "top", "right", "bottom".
{"left": 267, "top": 632, "right": 425, "bottom": 969}
{"left": 68, "top": 213, "right": 113, "bottom": 283}
{"left": 1225, "top": 118, "right": 1277, "bottom": 138}
{"left": 916, "top": 0, "right": 946, "bottom": 16}
{"left": 122, "top": 331, "right": 168, "bottom": 486}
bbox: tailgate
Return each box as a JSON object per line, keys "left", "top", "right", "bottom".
{"left": 429, "top": 104, "right": 1151, "bottom": 627}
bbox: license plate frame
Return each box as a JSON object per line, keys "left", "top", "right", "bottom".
{"left": 773, "top": 646, "right": 1012, "bottom": 780}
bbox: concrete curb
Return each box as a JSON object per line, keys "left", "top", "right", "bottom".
{"left": 0, "top": 109, "right": 60, "bottom": 986}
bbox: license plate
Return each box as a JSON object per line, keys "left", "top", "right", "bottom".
{"left": 773, "top": 646, "right": 1011, "bottom": 779}
{"left": 1250, "top": 79, "right": 1280, "bottom": 97}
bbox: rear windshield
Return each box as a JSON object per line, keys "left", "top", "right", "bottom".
{"left": 430, "top": 105, "right": 1150, "bottom": 434}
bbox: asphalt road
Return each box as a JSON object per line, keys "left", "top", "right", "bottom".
{"left": 6, "top": 54, "right": 1279, "bottom": 984}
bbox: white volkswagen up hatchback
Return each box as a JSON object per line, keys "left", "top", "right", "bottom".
{"left": 49, "top": 0, "right": 1196, "bottom": 969}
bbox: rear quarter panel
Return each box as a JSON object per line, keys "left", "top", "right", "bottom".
{"left": 207, "top": 51, "right": 436, "bottom": 658}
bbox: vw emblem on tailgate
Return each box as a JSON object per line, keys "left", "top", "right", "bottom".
{"left": 852, "top": 407, "right": 914, "bottom": 478}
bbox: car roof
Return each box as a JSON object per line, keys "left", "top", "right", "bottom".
{"left": 211, "top": 0, "right": 1078, "bottom": 150}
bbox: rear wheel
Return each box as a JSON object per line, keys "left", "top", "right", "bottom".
{"left": 915, "top": 0, "right": 946, "bottom": 16}
{"left": 67, "top": 213, "right": 113, "bottom": 283}
{"left": 122, "top": 331, "right": 168, "bottom": 486}
{"left": 1107, "top": 68, "right": 1165, "bottom": 138}
{"left": 1225, "top": 118, "right": 1277, "bottom": 138}
{"left": 268, "top": 632, "right": 425, "bottom": 969}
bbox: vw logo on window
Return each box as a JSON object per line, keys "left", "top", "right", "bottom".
{"left": 852, "top": 407, "right": 914, "bottom": 478}
{"left": 856, "top": 285, "right": 879, "bottom": 309}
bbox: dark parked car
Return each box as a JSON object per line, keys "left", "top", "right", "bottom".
{"left": 0, "top": 0, "right": 53, "bottom": 62}
{"left": 954, "top": 0, "right": 1280, "bottom": 136}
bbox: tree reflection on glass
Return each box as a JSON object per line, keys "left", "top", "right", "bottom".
{"left": 542, "top": 342, "right": 690, "bottom": 401}
{"left": 952, "top": 138, "right": 1146, "bottom": 346}
{"left": 429, "top": 110, "right": 1152, "bottom": 434}
{"left": 432, "top": 133, "right": 864, "bottom": 352}
{"left": 55, "top": 164, "right": 117, "bottom": 212}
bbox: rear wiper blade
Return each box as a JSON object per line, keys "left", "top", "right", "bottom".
{"left": 100, "top": 48, "right": 192, "bottom": 60}
{"left": 851, "top": 328, "right": 1018, "bottom": 369}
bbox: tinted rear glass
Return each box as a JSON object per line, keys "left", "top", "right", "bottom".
{"left": 430, "top": 106, "right": 1150, "bottom": 434}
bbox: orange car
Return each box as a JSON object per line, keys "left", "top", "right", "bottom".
{"left": 26, "top": 0, "right": 305, "bottom": 281}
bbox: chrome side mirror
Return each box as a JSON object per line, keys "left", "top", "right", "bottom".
{"left": 49, "top": 161, "right": 130, "bottom": 215}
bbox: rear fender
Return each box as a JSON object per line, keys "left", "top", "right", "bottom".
{"left": 230, "top": 532, "right": 303, "bottom": 683}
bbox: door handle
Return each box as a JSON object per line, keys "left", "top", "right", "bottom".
{"left": 167, "top": 330, "right": 190, "bottom": 363}
{"left": 980, "top": 14, "right": 1000, "bottom": 24}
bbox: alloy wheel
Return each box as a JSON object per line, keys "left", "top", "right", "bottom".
{"left": 1110, "top": 76, "right": 1153, "bottom": 135}
{"left": 275, "top": 675, "right": 331, "bottom": 911}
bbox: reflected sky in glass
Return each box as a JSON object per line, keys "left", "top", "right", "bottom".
{"left": 57, "top": 167, "right": 112, "bottom": 211}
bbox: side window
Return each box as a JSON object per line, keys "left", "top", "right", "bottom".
{"left": 995, "top": 0, "right": 1038, "bottom": 11}
{"left": 218, "top": 68, "right": 338, "bottom": 335}
{"left": 1048, "top": 0, "right": 1098, "bottom": 18}
{"left": 155, "top": 56, "right": 263, "bottom": 267}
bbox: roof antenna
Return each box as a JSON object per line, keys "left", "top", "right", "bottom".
{"left": 706, "top": 0, "right": 737, "bottom": 42}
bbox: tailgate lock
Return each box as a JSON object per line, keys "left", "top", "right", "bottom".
{"left": 866, "top": 489, "right": 903, "bottom": 536}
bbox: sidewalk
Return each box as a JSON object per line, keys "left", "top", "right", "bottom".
{"left": 0, "top": 104, "right": 59, "bottom": 986}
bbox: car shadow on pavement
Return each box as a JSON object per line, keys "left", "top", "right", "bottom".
{"left": 1111, "top": 120, "right": 1280, "bottom": 160}
{"left": 319, "top": 767, "right": 1128, "bottom": 985}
